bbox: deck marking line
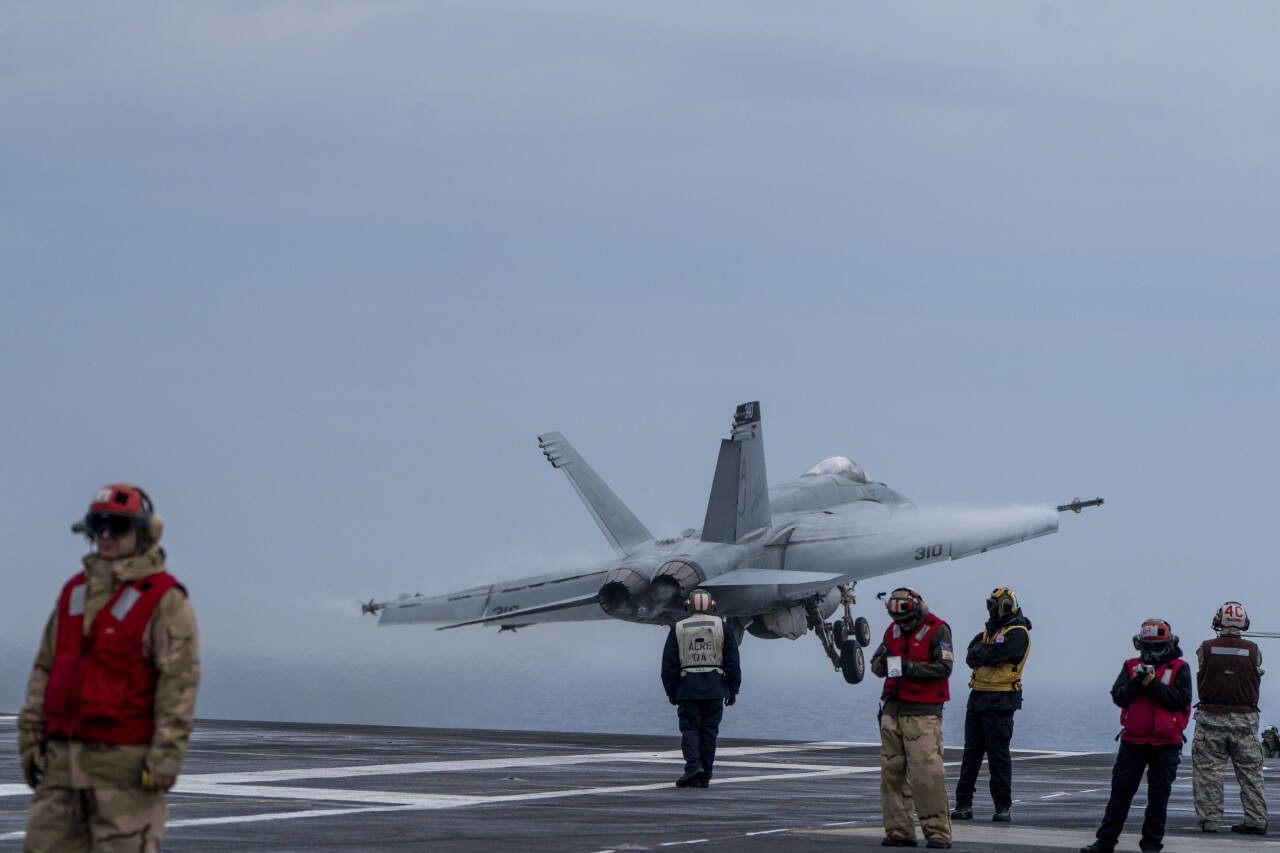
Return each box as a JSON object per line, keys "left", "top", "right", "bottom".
{"left": 0, "top": 743, "right": 1100, "bottom": 840}
{"left": 176, "top": 741, "right": 854, "bottom": 784}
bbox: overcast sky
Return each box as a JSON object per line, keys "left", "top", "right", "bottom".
{"left": 2, "top": 2, "right": 1278, "bottom": 745}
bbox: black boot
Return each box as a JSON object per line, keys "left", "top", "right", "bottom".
{"left": 949, "top": 805, "right": 973, "bottom": 820}
{"left": 675, "top": 768, "right": 702, "bottom": 787}
{"left": 992, "top": 808, "right": 1011, "bottom": 822}
{"left": 1231, "top": 823, "right": 1267, "bottom": 835}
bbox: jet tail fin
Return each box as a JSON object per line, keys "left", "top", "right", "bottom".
{"left": 537, "top": 432, "right": 652, "bottom": 556}
{"left": 701, "top": 401, "right": 772, "bottom": 543}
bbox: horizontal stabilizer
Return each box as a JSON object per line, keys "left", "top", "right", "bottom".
{"left": 703, "top": 568, "right": 844, "bottom": 596}
{"left": 435, "top": 593, "right": 602, "bottom": 630}
{"left": 538, "top": 432, "right": 652, "bottom": 556}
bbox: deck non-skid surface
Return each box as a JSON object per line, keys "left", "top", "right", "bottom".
{"left": 1, "top": 717, "right": 1278, "bottom": 852}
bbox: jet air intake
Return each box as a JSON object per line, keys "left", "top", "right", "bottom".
{"left": 597, "top": 567, "right": 653, "bottom": 621}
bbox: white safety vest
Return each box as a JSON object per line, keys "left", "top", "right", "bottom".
{"left": 676, "top": 615, "right": 725, "bottom": 675}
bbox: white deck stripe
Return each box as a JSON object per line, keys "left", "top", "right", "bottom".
{"left": 0, "top": 745, "right": 1095, "bottom": 841}
{"left": 811, "top": 823, "right": 1280, "bottom": 852}
{"left": 171, "top": 741, "right": 857, "bottom": 784}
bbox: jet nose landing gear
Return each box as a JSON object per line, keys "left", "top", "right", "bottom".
{"left": 806, "top": 583, "right": 870, "bottom": 684}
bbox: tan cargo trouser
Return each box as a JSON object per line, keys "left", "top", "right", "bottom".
{"left": 880, "top": 711, "right": 951, "bottom": 844}
{"left": 25, "top": 785, "right": 166, "bottom": 853}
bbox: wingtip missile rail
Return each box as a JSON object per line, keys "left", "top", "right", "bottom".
{"left": 1057, "top": 497, "right": 1104, "bottom": 514}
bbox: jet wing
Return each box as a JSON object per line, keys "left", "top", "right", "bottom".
{"left": 435, "top": 592, "right": 602, "bottom": 630}
{"left": 375, "top": 565, "right": 612, "bottom": 628}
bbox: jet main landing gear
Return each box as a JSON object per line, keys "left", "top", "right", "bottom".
{"left": 806, "top": 583, "right": 871, "bottom": 684}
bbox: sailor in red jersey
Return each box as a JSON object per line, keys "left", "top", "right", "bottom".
{"left": 18, "top": 484, "right": 200, "bottom": 853}
{"left": 1079, "top": 618, "right": 1191, "bottom": 853}
{"left": 870, "top": 587, "right": 954, "bottom": 849}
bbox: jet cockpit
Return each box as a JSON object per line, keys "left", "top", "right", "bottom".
{"left": 804, "top": 456, "right": 867, "bottom": 482}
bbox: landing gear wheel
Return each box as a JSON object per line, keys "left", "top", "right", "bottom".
{"left": 833, "top": 620, "right": 847, "bottom": 646}
{"left": 853, "top": 616, "right": 871, "bottom": 647}
{"left": 840, "top": 640, "right": 865, "bottom": 684}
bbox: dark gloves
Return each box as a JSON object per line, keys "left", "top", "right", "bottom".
{"left": 725, "top": 694, "right": 736, "bottom": 707}
{"left": 668, "top": 695, "right": 677, "bottom": 706}
{"left": 21, "top": 745, "right": 43, "bottom": 789}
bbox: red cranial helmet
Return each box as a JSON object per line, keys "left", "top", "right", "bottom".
{"left": 1132, "top": 618, "right": 1178, "bottom": 662}
{"left": 89, "top": 484, "right": 151, "bottom": 516}
{"left": 73, "top": 483, "right": 163, "bottom": 544}
{"left": 1138, "top": 618, "right": 1172, "bottom": 642}
{"left": 885, "top": 587, "right": 923, "bottom": 621}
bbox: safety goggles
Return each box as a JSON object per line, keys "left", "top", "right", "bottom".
{"left": 85, "top": 512, "right": 139, "bottom": 537}
{"left": 886, "top": 597, "right": 916, "bottom": 614}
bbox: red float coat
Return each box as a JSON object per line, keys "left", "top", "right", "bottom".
{"left": 1119, "top": 657, "right": 1190, "bottom": 746}
{"left": 43, "top": 571, "right": 182, "bottom": 744}
{"left": 880, "top": 613, "right": 951, "bottom": 704}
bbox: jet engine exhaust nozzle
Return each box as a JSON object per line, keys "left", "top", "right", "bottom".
{"left": 597, "top": 567, "right": 652, "bottom": 621}
{"left": 650, "top": 560, "right": 706, "bottom": 612}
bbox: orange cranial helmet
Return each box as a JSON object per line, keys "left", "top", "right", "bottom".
{"left": 73, "top": 483, "right": 163, "bottom": 545}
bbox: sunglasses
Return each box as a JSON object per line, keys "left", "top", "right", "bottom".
{"left": 85, "top": 513, "right": 139, "bottom": 537}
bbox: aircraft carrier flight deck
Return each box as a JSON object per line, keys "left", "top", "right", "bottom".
{"left": 2, "top": 716, "right": 1278, "bottom": 852}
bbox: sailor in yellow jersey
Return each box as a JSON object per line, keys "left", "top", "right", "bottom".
{"left": 952, "top": 587, "right": 1031, "bottom": 823}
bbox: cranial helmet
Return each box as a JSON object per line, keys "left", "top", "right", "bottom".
{"left": 1213, "top": 601, "right": 1250, "bottom": 632}
{"left": 885, "top": 587, "right": 924, "bottom": 622}
{"left": 1264, "top": 726, "right": 1278, "bottom": 740}
{"left": 1132, "top": 617, "right": 1178, "bottom": 663}
{"left": 687, "top": 588, "right": 716, "bottom": 614}
{"left": 72, "top": 483, "right": 163, "bottom": 546}
{"left": 986, "top": 587, "right": 1020, "bottom": 622}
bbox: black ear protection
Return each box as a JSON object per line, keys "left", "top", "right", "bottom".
{"left": 987, "top": 587, "right": 1019, "bottom": 620}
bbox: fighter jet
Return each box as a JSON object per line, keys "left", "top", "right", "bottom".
{"left": 366, "top": 402, "right": 1100, "bottom": 683}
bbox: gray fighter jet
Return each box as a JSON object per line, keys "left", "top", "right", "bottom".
{"left": 366, "top": 402, "right": 1100, "bottom": 683}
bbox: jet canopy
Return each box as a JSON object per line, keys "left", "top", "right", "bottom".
{"left": 804, "top": 456, "right": 867, "bottom": 482}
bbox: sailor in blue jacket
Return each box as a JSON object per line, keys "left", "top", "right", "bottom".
{"left": 662, "top": 589, "right": 742, "bottom": 788}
